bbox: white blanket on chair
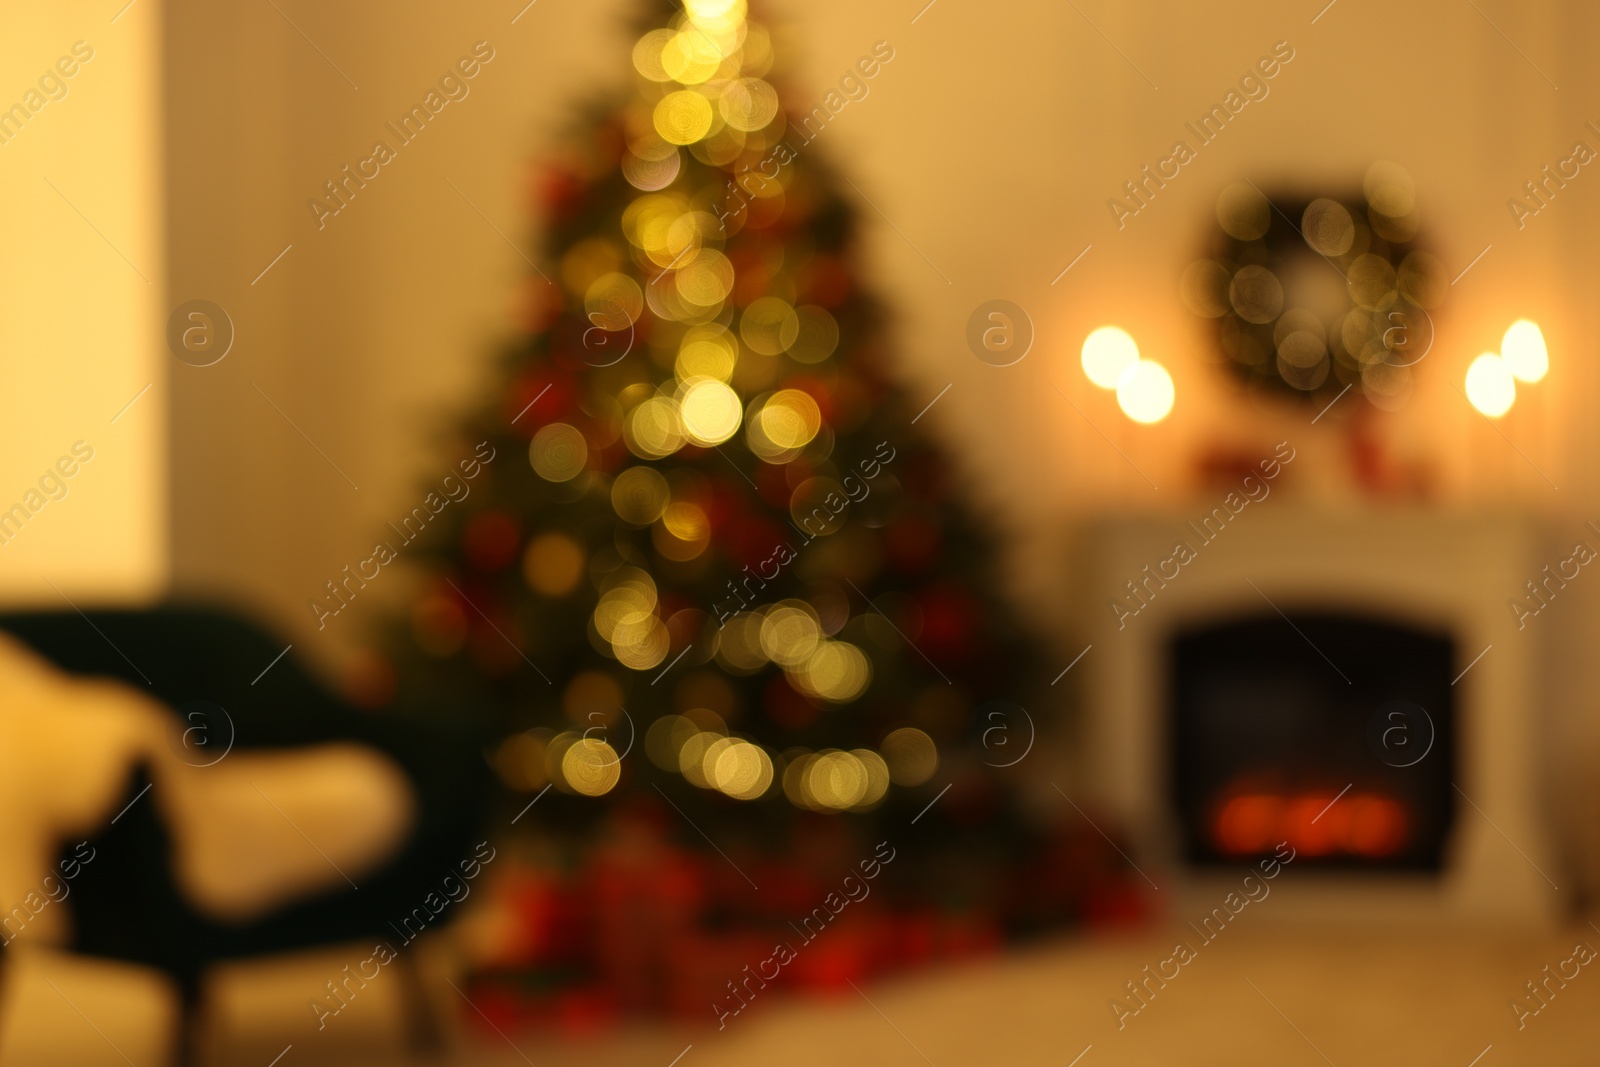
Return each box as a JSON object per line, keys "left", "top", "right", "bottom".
{"left": 0, "top": 633, "right": 415, "bottom": 938}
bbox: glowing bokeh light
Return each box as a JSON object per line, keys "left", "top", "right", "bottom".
{"left": 879, "top": 727, "right": 937, "bottom": 786}
{"left": 679, "top": 377, "right": 743, "bottom": 445}
{"left": 1081, "top": 326, "right": 1139, "bottom": 389}
{"left": 1465, "top": 352, "right": 1515, "bottom": 417}
{"left": 560, "top": 737, "right": 622, "bottom": 796}
{"left": 1115, "top": 360, "right": 1175, "bottom": 424}
{"left": 1501, "top": 319, "right": 1548, "bottom": 383}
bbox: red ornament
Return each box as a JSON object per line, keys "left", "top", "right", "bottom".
{"left": 799, "top": 255, "right": 852, "bottom": 308}
{"left": 534, "top": 164, "right": 585, "bottom": 221}
{"left": 726, "top": 515, "right": 790, "bottom": 572}
{"left": 765, "top": 672, "right": 819, "bottom": 729}
{"left": 505, "top": 374, "right": 572, "bottom": 433}
{"left": 884, "top": 515, "right": 941, "bottom": 575}
{"left": 513, "top": 276, "right": 563, "bottom": 334}
{"left": 755, "top": 461, "right": 793, "bottom": 512}
{"left": 917, "top": 585, "right": 975, "bottom": 660}
{"left": 463, "top": 510, "right": 522, "bottom": 572}
{"left": 728, "top": 247, "right": 776, "bottom": 306}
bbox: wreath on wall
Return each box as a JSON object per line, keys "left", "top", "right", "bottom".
{"left": 1182, "top": 163, "right": 1446, "bottom": 411}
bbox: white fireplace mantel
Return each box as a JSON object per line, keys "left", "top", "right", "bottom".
{"left": 1065, "top": 505, "right": 1563, "bottom": 925}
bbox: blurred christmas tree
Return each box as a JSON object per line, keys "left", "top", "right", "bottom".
{"left": 383, "top": 0, "right": 1045, "bottom": 863}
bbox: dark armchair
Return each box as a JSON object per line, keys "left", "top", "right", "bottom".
{"left": 0, "top": 605, "right": 493, "bottom": 1065}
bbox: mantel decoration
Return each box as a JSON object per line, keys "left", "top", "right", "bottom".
{"left": 1182, "top": 163, "right": 1447, "bottom": 412}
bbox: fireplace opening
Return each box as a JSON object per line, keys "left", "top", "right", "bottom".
{"left": 1168, "top": 613, "right": 1456, "bottom": 871}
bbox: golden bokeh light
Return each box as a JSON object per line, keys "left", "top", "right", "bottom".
{"left": 674, "top": 248, "right": 735, "bottom": 307}
{"left": 719, "top": 78, "right": 779, "bottom": 132}
{"left": 559, "top": 737, "right": 622, "bottom": 797}
{"left": 1081, "top": 326, "right": 1139, "bottom": 389}
{"left": 1217, "top": 182, "right": 1270, "bottom": 240}
{"left": 612, "top": 465, "right": 671, "bottom": 525}
{"left": 652, "top": 221, "right": 705, "bottom": 274}
{"left": 794, "top": 640, "right": 871, "bottom": 702}
{"left": 529, "top": 423, "right": 589, "bottom": 482}
{"left": 1360, "top": 360, "right": 1412, "bottom": 412}
{"left": 1116, "top": 360, "right": 1175, "bottom": 424}
{"left": 1370, "top": 205, "right": 1420, "bottom": 242}
{"left": 685, "top": 0, "right": 745, "bottom": 21}
{"left": 646, "top": 713, "right": 705, "bottom": 770}
{"left": 806, "top": 750, "right": 868, "bottom": 810}
{"left": 593, "top": 568, "right": 657, "bottom": 639}
{"left": 851, "top": 748, "right": 890, "bottom": 809}
{"left": 1230, "top": 265, "right": 1285, "bottom": 323}
{"left": 679, "top": 377, "right": 743, "bottom": 445}
{"left": 560, "top": 237, "right": 624, "bottom": 296}
{"left": 753, "top": 389, "right": 821, "bottom": 450}
{"left": 714, "top": 611, "right": 768, "bottom": 673}
{"left": 1346, "top": 254, "right": 1397, "bottom": 312}
{"left": 1364, "top": 160, "right": 1416, "bottom": 218}
{"left": 1502, "top": 319, "right": 1548, "bottom": 383}
{"left": 654, "top": 90, "right": 714, "bottom": 145}
{"left": 660, "top": 31, "right": 723, "bottom": 85}
{"left": 739, "top": 20, "right": 773, "bottom": 75}
{"left": 759, "top": 602, "right": 821, "bottom": 668}
{"left": 782, "top": 751, "right": 815, "bottom": 808}
{"left": 613, "top": 616, "right": 670, "bottom": 670}
{"left": 585, "top": 272, "right": 644, "bottom": 331}
{"left": 676, "top": 328, "right": 740, "bottom": 382}
{"left": 705, "top": 737, "right": 774, "bottom": 800}
{"left": 666, "top": 210, "right": 718, "bottom": 256}
{"left": 788, "top": 305, "right": 840, "bottom": 364}
{"left": 739, "top": 296, "right": 800, "bottom": 355}
{"left": 678, "top": 728, "right": 723, "bottom": 787}
{"left": 654, "top": 501, "right": 711, "bottom": 561}
{"left": 1465, "top": 352, "right": 1515, "bottom": 417}
{"left": 522, "top": 533, "right": 585, "bottom": 596}
{"left": 1276, "top": 331, "right": 1329, "bottom": 392}
{"left": 660, "top": 499, "right": 707, "bottom": 541}
{"left": 645, "top": 274, "right": 699, "bottom": 324}
{"left": 621, "top": 146, "right": 681, "bottom": 192}
{"left": 696, "top": 124, "right": 749, "bottom": 166}
{"left": 880, "top": 726, "right": 938, "bottom": 786}
{"left": 622, "top": 192, "right": 688, "bottom": 252}
{"left": 632, "top": 29, "right": 676, "bottom": 82}
{"left": 624, "top": 396, "right": 687, "bottom": 458}
{"left": 1302, "top": 198, "right": 1355, "bottom": 256}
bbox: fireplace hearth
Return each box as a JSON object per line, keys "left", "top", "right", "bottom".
{"left": 1067, "top": 507, "right": 1562, "bottom": 924}
{"left": 1168, "top": 613, "right": 1455, "bottom": 871}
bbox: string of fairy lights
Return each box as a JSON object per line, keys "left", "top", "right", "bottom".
{"left": 499, "top": 0, "right": 944, "bottom": 811}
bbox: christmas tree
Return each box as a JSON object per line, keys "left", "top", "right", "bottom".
{"left": 384, "top": 0, "right": 1045, "bottom": 866}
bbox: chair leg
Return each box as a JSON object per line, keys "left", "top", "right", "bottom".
{"left": 395, "top": 950, "right": 446, "bottom": 1058}
{"left": 173, "top": 974, "right": 204, "bottom": 1067}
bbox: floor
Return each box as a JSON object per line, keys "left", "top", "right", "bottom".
{"left": 6, "top": 921, "right": 1596, "bottom": 1066}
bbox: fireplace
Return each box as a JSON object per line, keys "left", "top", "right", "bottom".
{"left": 1168, "top": 613, "right": 1455, "bottom": 871}
{"left": 1065, "top": 507, "right": 1562, "bottom": 923}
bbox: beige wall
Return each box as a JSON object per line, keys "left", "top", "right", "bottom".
{"left": 164, "top": 0, "right": 1600, "bottom": 672}
{"left": 166, "top": 0, "right": 640, "bottom": 658}
{"left": 0, "top": 1, "right": 165, "bottom": 605}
